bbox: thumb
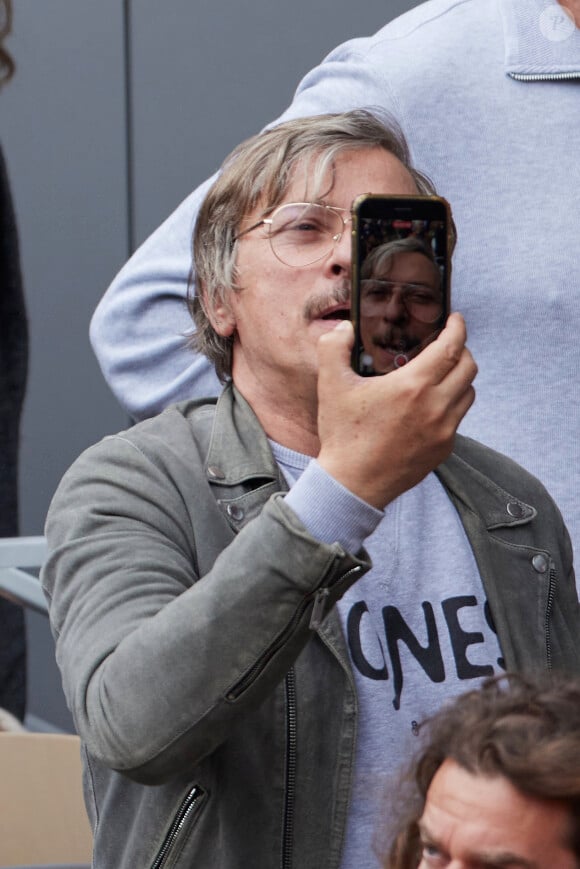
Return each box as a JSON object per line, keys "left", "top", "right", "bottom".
{"left": 317, "top": 320, "right": 355, "bottom": 381}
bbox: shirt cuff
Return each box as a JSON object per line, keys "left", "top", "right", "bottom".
{"left": 284, "top": 459, "right": 383, "bottom": 553}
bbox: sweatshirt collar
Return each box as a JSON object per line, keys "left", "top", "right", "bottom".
{"left": 500, "top": 0, "right": 580, "bottom": 78}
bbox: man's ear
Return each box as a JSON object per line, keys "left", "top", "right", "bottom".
{"left": 202, "top": 288, "right": 236, "bottom": 337}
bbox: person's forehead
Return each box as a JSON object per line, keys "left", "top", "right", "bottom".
{"left": 239, "top": 146, "right": 417, "bottom": 226}
{"left": 389, "top": 251, "right": 440, "bottom": 279}
{"left": 419, "top": 759, "right": 575, "bottom": 868}
{"left": 282, "top": 145, "right": 417, "bottom": 203}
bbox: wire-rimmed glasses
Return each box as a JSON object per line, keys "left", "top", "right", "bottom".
{"left": 233, "top": 202, "right": 351, "bottom": 268}
{"left": 360, "top": 279, "right": 444, "bottom": 324}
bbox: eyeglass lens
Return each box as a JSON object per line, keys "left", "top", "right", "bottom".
{"left": 268, "top": 203, "right": 344, "bottom": 267}
{"left": 360, "top": 279, "right": 443, "bottom": 324}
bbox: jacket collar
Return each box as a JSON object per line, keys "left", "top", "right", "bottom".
{"left": 204, "top": 384, "right": 280, "bottom": 487}
{"left": 500, "top": 0, "right": 580, "bottom": 78}
{"left": 436, "top": 439, "right": 536, "bottom": 531}
{"left": 205, "top": 385, "right": 536, "bottom": 533}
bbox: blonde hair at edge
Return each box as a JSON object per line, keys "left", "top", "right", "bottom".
{"left": 189, "top": 109, "right": 436, "bottom": 381}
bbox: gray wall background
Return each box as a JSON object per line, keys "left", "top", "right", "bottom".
{"left": 1, "top": 0, "right": 419, "bottom": 728}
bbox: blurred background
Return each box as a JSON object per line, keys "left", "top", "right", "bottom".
{"left": 1, "top": 0, "right": 419, "bottom": 728}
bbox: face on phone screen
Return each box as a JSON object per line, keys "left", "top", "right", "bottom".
{"left": 353, "top": 212, "right": 448, "bottom": 376}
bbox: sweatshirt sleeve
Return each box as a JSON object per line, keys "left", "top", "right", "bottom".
{"left": 89, "top": 33, "right": 401, "bottom": 421}
{"left": 284, "top": 459, "right": 383, "bottom": 552}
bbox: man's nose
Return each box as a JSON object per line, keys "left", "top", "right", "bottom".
{"left": 326, "top": 229, "right": 352, "bottom": 276}
{"left": 381, "top": 289, "right": 408, "bottom": 323}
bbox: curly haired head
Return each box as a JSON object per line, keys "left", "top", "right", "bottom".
{"left": 386, "top": 673, "right": 580, "bottom": 868}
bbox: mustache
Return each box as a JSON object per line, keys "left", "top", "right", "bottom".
{"left": 371, "top": 328, "right": 418, "bottom": 352}
{"left": 303, "top": 281, "right": 351, "bottom": 320}
{"left": 371, "top": 327, "right": 439, "bottom": 352}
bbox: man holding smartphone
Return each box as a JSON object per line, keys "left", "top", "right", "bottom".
{"left": 90, "top": 0, "right": 580, "bottom": 581}
{"left": 42, "top": 112, "right": 580, "bottom": 869}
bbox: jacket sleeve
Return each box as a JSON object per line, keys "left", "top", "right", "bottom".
{"left": 89, "top": 33, "right": 400, "bottom": 420}
{"left": 41, "top": 433, "right": 368, "bottom": 785}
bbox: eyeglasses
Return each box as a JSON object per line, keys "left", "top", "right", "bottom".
{"left": 360, "top": 279, "right": 444, "bottom": 324}
{"left": 233, "top": 202, "right": 352, "bottom": 268}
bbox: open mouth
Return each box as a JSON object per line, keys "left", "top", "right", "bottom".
{"left": 319, "top": 306, "right": 350, "bottom": 321}
{"left": 372, "top": 334, "right": 412, "bottom": 353}
{"left": 374, "top": 341, "right": 407, "bottom": 353}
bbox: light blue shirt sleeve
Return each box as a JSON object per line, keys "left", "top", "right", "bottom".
{"left": 284, "top": 459, "right": 383, "bottom": 554}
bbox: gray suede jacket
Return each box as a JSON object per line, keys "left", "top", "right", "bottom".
{"left": 42, "top": 386, "right": 580, "bottom": 869}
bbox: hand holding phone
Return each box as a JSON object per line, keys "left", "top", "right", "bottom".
{"left": 351, "top": 195, "right": 453, "bottom": 376}
{"left": 317, "top": 314, "right": 477, "bottom": 509}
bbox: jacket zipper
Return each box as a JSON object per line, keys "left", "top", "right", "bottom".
{"left": 544, "top": 561, "right": 556, "bottom": 670}
{"left": 226, "top": 565, "right": 362, "bottom": 701}
{"left": 150, "top": 786, "right": 202, "bottom": 869}
{"left": 282, "top": 667, "right": 297, "bottom": 869}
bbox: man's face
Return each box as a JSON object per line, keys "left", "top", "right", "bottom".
{"left": 211, "top": 147, "right": 418, "bottom": 406}
{"left": 359, "top": 251, "right": 442, "bottom": 375}
{"left": 417, "top": 758, "right": 576, "bottom": 869}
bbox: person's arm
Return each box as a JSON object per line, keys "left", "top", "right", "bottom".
{"left": 90, "top": 176, "right": 220, "bottom": 421}
{"left": 90, "top": 32, "right": 400, "bottom": 420}
{"left": 44, "top": 314, "right": 475, "bottom": 788}
{"left": 41, "top": 424, "right": 370, "bottom": 786}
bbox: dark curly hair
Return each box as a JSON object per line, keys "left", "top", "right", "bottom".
{"left": 385, "top": 673, "right": 580, "bottom": 868}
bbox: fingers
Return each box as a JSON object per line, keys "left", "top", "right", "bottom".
{"left": 317, "top": 319, "right": 354, "bottom": 358}
{"left": 316, "top": 312, "right": 477, "bottom": 411}
{"left": 420, "top": 328, "right": 477, "bottom": 433}
{"left": 315, "top": 311, "right": 477, "bottom": 509}
{"left": 318, "top": 312, "right": 474, "bottom": 388}
{"left": 455, "top": 382, "right": 477, "bottom": 422}
{"left": 411, "top": 312, "right": 472, "bottom": 385}
{"left": 317, "top": 320, "right": 356, "bottom": 390}
{"left": 441, "top": 344, "right": 478, "bottom": 400}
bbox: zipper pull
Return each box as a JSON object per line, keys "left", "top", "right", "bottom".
{"left": 309, "top": 587, "right": 330, "bottom": 631}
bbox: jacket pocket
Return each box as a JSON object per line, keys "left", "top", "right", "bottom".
{"left": 150, "top": 784, "right": 206, "bottom": 869}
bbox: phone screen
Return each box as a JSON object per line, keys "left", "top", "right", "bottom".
{"left": 351, "top": 195, "right": 451, "bottom": 376}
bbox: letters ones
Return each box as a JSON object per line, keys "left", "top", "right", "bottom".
{"left": 347, "top": 596, "right": 505, "bottom": 710}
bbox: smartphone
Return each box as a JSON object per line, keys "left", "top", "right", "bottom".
{"left": 351, "top": 194, "right": 453, "bottom": 376}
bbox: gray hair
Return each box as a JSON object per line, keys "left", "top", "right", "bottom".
{"left": 361, "top": 237, "right": 440, "bottom": 283}
{"left": 190, "top": 109, "right": 436, "bottom": 381}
